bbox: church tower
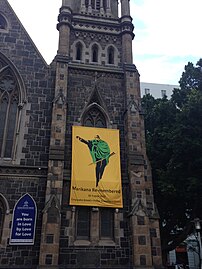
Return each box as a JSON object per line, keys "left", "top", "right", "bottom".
{"left": 38, "top": 0, "right": 162, "bottom": 268}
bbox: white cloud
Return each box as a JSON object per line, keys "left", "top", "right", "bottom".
{"left": 8, "top": 0, "right": 60, "bottom": 64}
{"left": 130, "top": 0, "right": 202, "bottom": 83}
{"left": 7, "top": 0, "right": 202, "bottom": 84}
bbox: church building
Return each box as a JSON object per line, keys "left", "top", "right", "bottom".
{"left": 0, "top": 0, "right": 162, "bottom": 268}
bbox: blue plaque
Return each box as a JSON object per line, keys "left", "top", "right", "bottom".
{"left": 10, "top": 193, "right": 37, "bottom": 245}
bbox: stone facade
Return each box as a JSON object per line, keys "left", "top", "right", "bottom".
{"left": 0, "top": 0, "right": 162, "bottom": 268}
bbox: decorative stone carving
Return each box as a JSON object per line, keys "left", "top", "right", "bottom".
{"left": 128, "top": 199, "right": 149, "bottom": 217}
{"left": 53, "top": 88, "right": 66, "bottom": 105}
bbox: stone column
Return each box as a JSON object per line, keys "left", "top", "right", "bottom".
{"left": 38, "top": 58, "right": 69, "bottom": 269}
{"left": 120, "top": 0, "right": 134, "bottom": 64}
{"left": 100, "top": 0, "right": 104, "bottom": 14}
{"left": 106, "top": 0, "right": 112, "bottom": 15}
{"left": 123, "top": 64, "right": 162, "bottom": 268}
{"left": 88, "top": 0, "right": 92, "bottom": 13}
{"left": 38, "top": 2, "right": 71, "bottom": 268}
{"left": 121, "top": 0, "right": 130, "bottom": 16}
{"left": 57, "top": 5, "right": 72, "bottom": 56}
{"left": 80, "top": 0, "right": 86, "bottom": 12}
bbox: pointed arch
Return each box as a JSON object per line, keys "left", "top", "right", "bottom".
{"left": 82, "top": 103, "right": 109, "bottom": 128}
{"left": 0, "top": 13, "right": 9, "bottom": 32}
{"left": 72, "top": 40, "right": 86, "bottom": 63}
{"left": 92, "top": 44, "right": 99, "bottom": 63}
{"left": 47, "top": 200, "right": 60, "bottom": 224}
{"left": 105, "top": 44, "right": 119, "bottom": 66}
{"left": 76, "top": 42, "right": 83, "bottom": 61}
{"left": 0, "top": 193, "right": 10, "bottom": 243}
{"left": 0, "top": 193, "right": 10, "bottom": 214}
{"left": 108, "top": 46, "right": 114, "bottom": 64}
{"left": 43, "top": 195, "right": 60, "bottom": 224}
{"left": 0, "top": 52, "right": 26, "bottom": 160}
{"left": 80, "top": 84, "right": 111, "bottom": 127}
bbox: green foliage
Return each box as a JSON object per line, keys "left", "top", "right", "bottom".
{"left": 142, "top": 59, "right": 202, "bottom": 252}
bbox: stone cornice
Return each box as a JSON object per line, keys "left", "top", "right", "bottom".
{"left": 69, "top": 62, "right": 124, "bottom": 75}
{"left": 71, "top": 17, "right": 121, "bottom": 35}
{"left": 0, "top": 165, "right": 47, "bottom": 178}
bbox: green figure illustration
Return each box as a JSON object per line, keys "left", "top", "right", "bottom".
{"left": 76, "top": 135, "right": 114, "bottom": 187}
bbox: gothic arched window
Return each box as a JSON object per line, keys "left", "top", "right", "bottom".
{"left": 0, "top": 198, "right": 5, "bottom": 241}
{"left": 83, "top": 106, "right": 107, "bottom": 128}
{"left": 108, "top": 46, "right": 114, "bottom": 64}
{"left": 0, "top": 68, "right": 19, "bottom": 158}
{"left": 0, "top": 14, "right": 7, "bottom": 30}
{"left": 76, "top": 42, "right": 83, "bottom": 61}
{"left": 92, "top": 44, "right": 99, "bottom": 63}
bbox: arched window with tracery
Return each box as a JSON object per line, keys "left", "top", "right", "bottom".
{"left": 83, "top": 105, "right": 107, "bottom": 128}
{"left": 76, "top": 42, "right": 83, "bottom": 61}
{"left": 0, "top": 67, "right": 19, "bottom": 158}
{"left": 92, "top": 44, "right": 99, "bottom": 63}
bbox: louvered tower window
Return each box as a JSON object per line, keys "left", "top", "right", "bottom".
{"left": 96, "top": 0, "right": 100, "bottom": 10}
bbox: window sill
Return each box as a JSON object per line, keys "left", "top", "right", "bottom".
{"left": 0, "top": 158, "right": 13, "bottom": 165}
{"left": 73, "top": 240, "right": 91, "bottom": 246}
{"left": 98, "top": 239, "right": 116, "bottom": 246}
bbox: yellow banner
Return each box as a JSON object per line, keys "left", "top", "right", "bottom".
{"left": 70, "top": 126, "right": 123, "bottom": 208}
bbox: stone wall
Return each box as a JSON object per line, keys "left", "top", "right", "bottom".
{"left": 0, "top": 0, "right": 54, "bottom": 167}
{"left": 0, "top": 167, "right": 47, "bottom": 268}
{"left": 57, "top": 67, "right": 133, "bottom": 268}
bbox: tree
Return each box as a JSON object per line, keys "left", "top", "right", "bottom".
{"left": 172, "top": 59, "right": 202, "bottom": 108}
{"left": 142, "top": 59, "right": 202, "bottom": 258}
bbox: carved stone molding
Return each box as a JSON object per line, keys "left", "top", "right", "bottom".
{"left": 69, "top": 68, "right": 123, "bottom": 79}
{"left": 0, "top": 166, "right": 47, "bottom": 178}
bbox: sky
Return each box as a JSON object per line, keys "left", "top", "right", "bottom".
{"left": 7, "top": 0, "right": 202, "bottom": 85}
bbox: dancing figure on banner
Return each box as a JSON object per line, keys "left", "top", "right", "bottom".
{"left": 76, "top": 134, "right": 114, "bottom": 187}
